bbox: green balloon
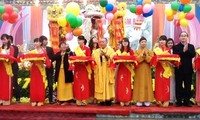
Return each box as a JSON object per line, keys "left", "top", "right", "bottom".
{"left": 0, "top": 6, "right": 5, "bottom": 14}
{"left": 0, "top": 15, "right": 2, "bottom": 21}
{"left": 130, "top": 4, "right": 136, "bottom": 13}
{"left": 66, "top": 14, "right": 76, "bottom": 24}
{"left": 100, "top": 0, "right": 108, "bottom": 7}
{"left": 14, "top": 7, "right": 19, "bottom": 13}
{"left": 76, "top": 17, "right": 82, "bottom": 27}
{"left": 183, "top": 4, "right": 192, "bottom": 13}
{"left": 171, "top": 1, "right": 180, "bottom": 11}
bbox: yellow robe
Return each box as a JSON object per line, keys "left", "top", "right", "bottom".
{"left": 92, "top": 47, "right": 115, "bottom": 101}
{"left": 133, "top": 48, "right": 154, "bottom": 102}
{"left": 57, "top": 56, "right": 73, "bottom": 101}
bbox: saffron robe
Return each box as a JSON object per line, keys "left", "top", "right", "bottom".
{"left": 92, "top": 47, "right": 115, "bottom": 101}
{"left": 133, "top": 48, "right": 154, "bottom": 102}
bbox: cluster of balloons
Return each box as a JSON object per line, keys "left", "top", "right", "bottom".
{"left": 57, "top": 2, "right": 83, "bottom": 40}
{"left": 165, "top": 0, "right": 194, "bottom": 27}
{"left": 0, "top": 5, "right": 19, "bottom": 24}
{"left": 129, "top": 0, "right": 155, "bottom": 17}
{"left": 99, "top": 0, "right": 117, "bottom": 20}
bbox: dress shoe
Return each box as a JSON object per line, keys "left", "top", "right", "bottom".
{"left": 176, "top": 102, "right": 182, "bottom": 107}
{"left": 49, "top": 101, "right": 56, "bottom": 104}
{"left": 105, "top": 100, "right": 112, "bottom": 106}
{"left": 183, "top": 102, "right": 192, "bottom": 107}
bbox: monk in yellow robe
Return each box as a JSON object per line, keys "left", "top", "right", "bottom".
{"left": 92, "top": 38, "right": 115, "bottom": 106}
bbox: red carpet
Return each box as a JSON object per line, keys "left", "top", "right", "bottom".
{"left": 1, "top": 104, "right": 200, "bottom": 119}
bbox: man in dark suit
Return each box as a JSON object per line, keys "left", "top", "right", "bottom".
{"left": 173, "top": 31, "right": 196, "bottom": 107}
{"left": 9, "top": 35, "right": 21, "bottom": 102}
{"left": 39, "top": 35, "right": 55, "bottom": 104}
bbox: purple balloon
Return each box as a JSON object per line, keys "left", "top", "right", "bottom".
{"left": 143, "top": 4, "right": 152, "bottom": 13}
{"left": 65, "top": 33, "right": 73, "bottom": 41}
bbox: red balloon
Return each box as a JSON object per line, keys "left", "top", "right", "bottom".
{"left": 2, "top": 13, "right": 9, "bottom": 21}
{"left": 10, "top": 12, "right": 18, "bottom": 20}
{"left": 174, "top": 19, "right": 180, "bottom": 26}
{"left": 8, "top": 18, "right": 17, "bottom": 24}
{"left": 136, "top": 5, "right": 143, "bottom": 15}
{"left": 112, "top": 7, "right": 118, "bottom": 14}
{"left": 4, "top": 5, "right": 13, "bottom": 14}
{"left": 185, "top": 12, "right": 194, "bottom": 20}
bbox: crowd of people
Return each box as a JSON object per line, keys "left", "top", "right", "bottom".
{"left": 0, "top": 31, "right": 199, "bottom": 108}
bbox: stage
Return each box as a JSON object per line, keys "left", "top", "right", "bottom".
{"left": 1, "top": 103, "right": 200, "bottom": 119}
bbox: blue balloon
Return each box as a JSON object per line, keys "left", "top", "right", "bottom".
{"left": 106, "top": 3, "right": 114, "bottom": 12}
{"left": 179, "top": 4, "right": 184, "bottom": 11}
{"left": 143, "top": 9, "right": 154, "bottom": 17}
{"left": 137, "top": 0, "right": 143, "bottom": 5}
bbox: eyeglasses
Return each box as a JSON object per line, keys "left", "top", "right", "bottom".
{"left": 180, "top": 35, "right": 187, "bottom": 37}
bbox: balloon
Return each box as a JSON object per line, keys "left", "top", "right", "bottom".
{"left": 165, "top": 8, "right": 173, "bottom": 16}
{"left": 57, "top": 17, "right": 67, "bottom": 27}
{"left": 178, "top": 12, "right": 186, "bottom": 19}
{"left": 73, "top": 28, "right": 82, "bottom": 36}
{"left": 112, "top": 6, "right": 117, "bottom": 14}
{"left": 180, "top": 18, "right": 188, "bottom": 27}
{"left": 65, "top": 33, "right": 73, "bottom": 41}
{"left": 143, "top": 9, "right": 154, "bottom": 17}
{"left": 137, "top": 0, "right": 143, "bottom": 5}
{"left": 143, "top": 0, "right": 151, "bottom": 4}
{"left": 179, "top": 4, "right": 184, "bottom": 11}
{"left": 173, "top": 10, "right": 178, "bottom": 15}
{"left": 4, "top": 5, "right": 13, "bottom": 14}
{"left": 100, "top": 6, "right": 107, "bottom": 13}
{"left": 10, "top": 12, "right": 18, "bottom": 20}
{"left": 66, "top": 14, "right": 77, "bottom": 28}
{"left": 13, "top": 7, "right": 19, "bottom": 13}
{"left": 151, "top": 2, "right": 155, "bottom": 9}
{"left": 185, "top": 12, "right": 194, "bottom": 20}
{"left": 183, "top": 4, "right": 192, "bottom": 13}
{"left": 105, "top": 3, "right": 114, "bottom": 12}
{"left": 2, "top": 13, "right": 9, "bottom": 21}
{"left": 66, "top": 24, "right": 73, "bottom": 33}
{"left": 106, "top": 12, "right": 114, "bottom": 20}
{"left": 66, "top": 2, "right": 80, "bottom": 16}
{"left": 180, "top": 0, "right": 192, "bottom": 5}
{"left": 0, "top": 6, "right": 5, "bottom": 14}
{"left": 174, "top": 19, "right": 180, "bottom": 26}
{"left": 100, "top": 0, "right": 108, "bottom": 7}
{"left": 143, "top": 4, "right": 152, "bottom": 13}
{"left": 136, "top": 5, "right": 143, "bottom": 15}
{"left": 8, "top": 18, "right": 17, "bottom": 24}
{"left": 130, "top": 4, "right": 136, "bottom": 13}
{"left": 171, "top": 1, "right": 180, "bottom": 11}
{"left": 108, "top": 0, "right": 116, "bottom": 4}
{"left": 76, "top": 17, "right": 82, "bottom": 27}
{"left": 167, "top": 15, "right": 174, "bottom": 21}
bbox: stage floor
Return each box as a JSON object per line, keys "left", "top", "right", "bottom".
{"left": 1, "top": 103, "right": 200, "bottom": 115}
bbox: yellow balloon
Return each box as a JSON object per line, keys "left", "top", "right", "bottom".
{"left": 178, "top": 12, "right": 186, "bottom": 20}
{"left": 180, "top": 18, "right": 188, "bottom": 27}
{"left": 66, "top": 2, "right": 80, "bottom": 16}
{"left": 165, "top": 8, "right": 173, "bottom": 16}
{"left": 100, "top": 7, "right": 106, "bottom": 14}
{"left": 57, "top": 17, "right": 67, "bottom": 27}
